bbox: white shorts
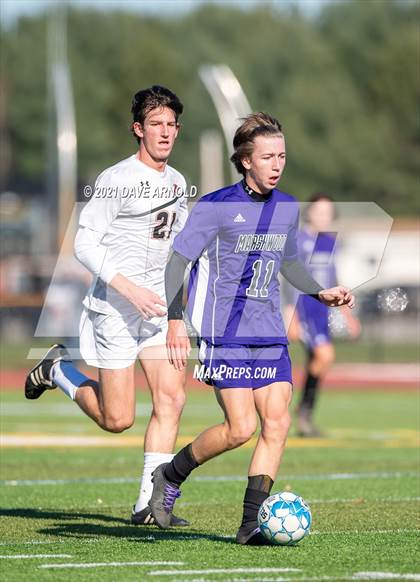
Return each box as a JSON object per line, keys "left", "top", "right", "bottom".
{"left": 79, "top": 307, "right": 168, "bottom": 369}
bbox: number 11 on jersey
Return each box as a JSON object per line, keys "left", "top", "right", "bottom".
{"left": 246, "top": 259, "right": 275, "bottom": 298}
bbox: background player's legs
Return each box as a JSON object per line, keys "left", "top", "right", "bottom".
{"left": 297, "top": 342, "right": 335, "bottom": 437}
{"left": 308, "top": 342, "right": 335, "bottom": 378}
{"left": 134, "top": 346, "right": 186, "bottom": 512}
{"left": 74, "top": 365, "right": 136, "bottom": 433}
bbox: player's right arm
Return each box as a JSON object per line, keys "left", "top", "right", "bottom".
{"left": 75, "top": 171, "right": 165, "bottom": 319}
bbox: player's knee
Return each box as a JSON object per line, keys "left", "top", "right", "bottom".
{"left": 168, "top": 389, "right": 186, "bottom": 417}
{"left": 325, "top": 350, "right": 335, "bottom": 367}
{"left": 262, "top": 411, "right": 291, "bottom": 441}
{"left": 102, "top": 414, "right": 134, "bottom": 433}
{"left": 227, "top": 419, "right": 257, "bottom": 449}
{"left": 315, "top": 345, "right": 335, "bottom": 368}
{"left": 153, "top": 388, "right": 185, "bottom": 420}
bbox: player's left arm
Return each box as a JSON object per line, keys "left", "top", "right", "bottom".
{"left": 280, "top": 260, "right": 355, "bottom": 308}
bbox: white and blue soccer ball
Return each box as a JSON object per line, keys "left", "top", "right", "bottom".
{"left": 257, "top": 491, "right": 312, "bottom": 545}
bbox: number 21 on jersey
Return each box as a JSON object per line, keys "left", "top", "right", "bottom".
{"left": 152, "top": 210, "right": 177, "bottom": 240}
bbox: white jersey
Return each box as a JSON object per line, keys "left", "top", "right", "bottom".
{"left": 77, "top": 154, "right": 188, "bottom": 316}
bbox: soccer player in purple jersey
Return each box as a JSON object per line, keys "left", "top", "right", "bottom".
{"left": 285, "top": 194, "right": 361, "bottom": 437}
{"left": 149, "top": 113, "right": 355, "bottom": 544}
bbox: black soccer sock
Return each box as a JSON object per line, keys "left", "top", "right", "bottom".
{"left": 300, "top": 372, "right": 320, "bottom": 412}
{"left": 240, "top": 474, "right": 274, "bottom": 528}
{"left": 164, "top": 443, "right": 199, "bottom": 486}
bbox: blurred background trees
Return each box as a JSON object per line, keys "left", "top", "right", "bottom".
{"left": 1, "top": 0, "right": 419, "bottom": 215}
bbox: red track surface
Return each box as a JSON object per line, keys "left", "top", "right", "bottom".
{"left": 2, "top": 363, "right": 418, "bottom": 390}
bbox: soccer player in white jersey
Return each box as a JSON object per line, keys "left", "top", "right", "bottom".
{"left": 25, "top": 86, "right": 190, "bottom": 526}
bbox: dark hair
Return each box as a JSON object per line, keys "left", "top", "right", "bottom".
{"left": 131, "top": 85, "right": 183, "bottom": 143}
{"left": 304, "top": 192, "right": 337, "bottom": 222}
{"left": 230, "top": 112, "right": 283, "bottom": 176}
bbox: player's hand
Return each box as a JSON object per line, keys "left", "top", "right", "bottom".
{"left": 166, "top": 320, "right": 191, "bottom": 370}
{"left": 126, "top": 284, "right": 167, "bottom": 319}
{"left": 318, "top": 286, "right": 355, "bottom": 309}
{"left": 109, "top": 274, "right": 167, "bottom": 319}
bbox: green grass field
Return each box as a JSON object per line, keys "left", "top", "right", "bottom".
{"left": 1, "top": 385, "right": 419, "bottom": 582}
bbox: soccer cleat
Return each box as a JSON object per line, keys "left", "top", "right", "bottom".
{"left": 296, "top": 408, "right": 324, "bottom": 438}
{"left": 149, "top": 463, "right": 181, "bottom": 529}
{"left": 130, "top": 505, "right": 190, "bottom": 527}
{"left": 236, "top": 523, "right": 272, "bottom": 545}
{"left": 25, "top": 344, "right": 70, "bottom": 400}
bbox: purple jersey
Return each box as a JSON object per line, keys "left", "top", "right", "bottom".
{"left": 172, "top": 181, "right": 299, "bottom": 346}
{"left": 297, "top": 229, "right": 337, "bottom": 290}
{"left": 295, "top": 229, "right": 337, "bottom": 345}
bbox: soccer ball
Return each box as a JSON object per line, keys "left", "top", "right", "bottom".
{"left": 257, "top": 491, "right": 312, "bottom": 545}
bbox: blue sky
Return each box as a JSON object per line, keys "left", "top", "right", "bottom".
{"left": 1, "top": 0, "right": 332, "bottom": 25}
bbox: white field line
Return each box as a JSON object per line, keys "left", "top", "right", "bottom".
{"left": 353, "top": 573, "right": 420, "bottom": 580}
{"left": 0, "top": 537, "right": 156, "bottom": 547}
{"left": 209, "top": 576, "right": 420, "bottom": 582}
{"left": 116, "top": 529, "right": 419, "bottom": 541}
{"left": 2, "top": 470, "right": 419, "bottom": 487}
{"left": 224, "top": 575, "right": 420, "bottom": 582}
{"left": 189, "top": 580, "right": 290, "bottom": 582}
{"left": 153, "top": 574, "right": 420, "bottom": 582}
{"left": 149, "top": 569, "right": 301, "bottom": 577}
{"left": 186, "top": 579, "right": 289, "bottom": 582}
{"left": 183, "top": 579, "right": 290, "bottom": 582}
{"left": 39, "top": 561, "right": 184, "bottom": 569}
{"left": 194, "top": 471, "right": 420, "bottom": 482}
{"left": 310, "top": 529, "right": 419, "bottom": 536}
{"left": 0, "top": 540, "right": 66, "bottom": 546}
{"left": 3, "top": 476, "right": 138, "bottom": 486}
{"left": 0, "top": 539, "right": 102, "bottom": 546}
{"left": 0, "top": 554, "right": 71, "bottom": 559}
{"left": 177, "top": 496, "right": 420, "bottom": 507}
{"left": 308, "top": 497, "right": 420, "bottom": 504}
